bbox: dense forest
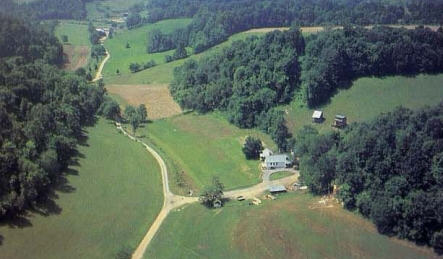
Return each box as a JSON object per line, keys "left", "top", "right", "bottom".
{"left": 296, "top": 104, "right": 443, "bottom": 253}
{"left": 0, "top": 15, "right": 104, "bottom": 219}
{"left": 1, "top": 0, "right": 92, "bottom": 20}
{"left": 170, "top": 25, "right": 443, "bottom": 149}
{"left": 302, "top": 26, "right": 443, "bottom": 106}
{"left": 140, "top": 0, "right": 443, "bottom": 53}
{"left": 170, "top": 28, "right": 305, "bottom": 149}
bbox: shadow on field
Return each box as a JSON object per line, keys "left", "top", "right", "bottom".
{"left": 0, "top": 119, "right": 92, "bottom": 240}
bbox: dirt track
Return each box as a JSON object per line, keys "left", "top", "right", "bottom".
{"left": 115, "top": 123, "right": 299, "bottom": 259}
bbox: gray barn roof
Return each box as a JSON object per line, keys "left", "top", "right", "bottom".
{"left": 265, "top": 154, "right": 289, "bottom": 163}
{"left": 269, "top": 185, "right": 287, "bottom": 192}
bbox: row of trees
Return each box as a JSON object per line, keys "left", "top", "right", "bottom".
{"left": 0, "top": 15, "right": 105, "bottom": 219}
{"left": 170, "top": 28, "right": 305, "bottom": 150}
{"left": 142, "top": 0, "right": 443, "bottom": 54}
{"left": 129, "top": 60, "right": 156, "bottom": 73}
{"left": 301, "top": 26, "right": 443, "bottom": 107}
{"left": 296, "top": 104, "right": 443, "bottom": 253}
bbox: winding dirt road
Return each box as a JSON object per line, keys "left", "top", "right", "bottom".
{"left": 92, "top": 49, "right": 110, "bottom": 82}
{"left": 115, "top": 123, "right": 299, "bottom": 259}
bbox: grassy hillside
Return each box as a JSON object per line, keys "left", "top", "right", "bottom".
{"left": 103, "top": 19, "right": 192, "bottom": 77}
{"left": 146, "top": 193, "right": 436, "bottom": 259}
{"left": 139, "top": 113, "right": 276, "bottom": 194}
{"left": 0, "top": 118, "right": 163, "bottom": 259}
{"left": 55, "top": 22, "right": 90, "bottom": 46}
{"left": 105, "top": 30, "right": 266, "bottom": 85}
{"left": 287, "top": 74, "right": 443, "bottom": 135}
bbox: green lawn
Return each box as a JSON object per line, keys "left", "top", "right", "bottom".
{"left": 146, "top": 193, "right": 436, "bottom": 259}
{"left": 269, "top": 171, "right": 295, "bottom": 181}
{"left": 139, "top": 112, "right": 276, "bottom": 194}
{"left": 103, "top": 19, "right": 192, "bottom": 77}
{"left": 105, "top": 30, "right": 266, "bottom": 85}
{"left": 55, "top": 22, "right": 91, "bottom": 46}
{"left": 287, "top": 74, "right": 443, "bottom": 135}
{"left": 0, "top": 118, "right": 163, "bottom": 259}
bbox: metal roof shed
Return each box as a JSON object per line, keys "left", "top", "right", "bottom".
{"left": 269, "top": 185, "right": 287, "bottom": 193}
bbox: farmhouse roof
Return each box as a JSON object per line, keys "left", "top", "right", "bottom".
{"left": 265, "top": 154, "right": 289, "bottom": 163}
{"left": 312, "top": 110, "right": 323, "bottom": 119}
{"left": 335, "top": 114, "right": 346, "bottom": 119}
{"left": 269, "top": 185, "right": 287, "bottom": 192}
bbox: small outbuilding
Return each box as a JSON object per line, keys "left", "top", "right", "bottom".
{"left": 269, "top": 185, "right": 287, "bottom": 194}
{"left": 333, "top": 114, "right": 347, "bottom": 128}
{"left": 312, "top": 110, "right": 324, "bottom": 123}
{"left": 264, "top": 154, "right": 292, "bottom": 169}
{"left": 260, "top": 148, "right": 273, "bottom": 161}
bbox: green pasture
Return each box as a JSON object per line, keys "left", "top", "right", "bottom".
{"left": 103, "top": 19, "right": 192, "bottom": 77}
{"left": 55, "top": 22, "right": 90, "bottom": 46}
{"left": 146, "top": 193, "right": 436, "bottom": 259}
{"left": 86, "top": 0, "right": 145, "bottom": 20}
{"left": 105, "top": 30, "right": 266, "bottom": 85}
{"left": 140, "top": 112, "right": 276, "bottom": 194}
{"left": 287, "top": 74, "right": 443, "bottom": 135}
{"left": 0, "top": 118, "right": 163, "bottom": 259}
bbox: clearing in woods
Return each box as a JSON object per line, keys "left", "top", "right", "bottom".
{"left": 286, "top": 74, "right": 443, "bottom": 135}
{"left": 145, "top": 193, "right": 437, "bottom": 259}
{"left": 54, "top": 22, "right": 91, "bottom": 71}
{"left": 0, "top": 119, "right": 163, "bottom": 259}
{"left": 106, "top": 84, "right": 182, "bottom": 120}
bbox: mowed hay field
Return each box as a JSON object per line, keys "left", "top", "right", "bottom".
{"left": 287, "top": 74, "right": 443, "bottom": 135}
{"left": 0, "top": 118, "right": 163, "bottom": 259}
{"left": 103, "top": 19, "right": 192, "bottom": 77}
{"left": 55, "top": 22, "right": 91, "bottom": 71}
{"left": 106, "top": 84, "right": 182, "bottom": 119}
{"left": 145, "top": 193, "right": 436, "bottom": 259}
{"left": 141, "top": 113, "right": 276, "bottom": 194}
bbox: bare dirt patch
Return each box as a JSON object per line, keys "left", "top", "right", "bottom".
{"left": 106, "top": 84, "right": 182, "bottom": 120}
{"left": 62, "top": 45, "right": 90, "bottom": 71}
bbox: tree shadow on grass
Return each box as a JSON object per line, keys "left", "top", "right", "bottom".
{"left": 0, "top": 234, "right": 3, "bottom": 245}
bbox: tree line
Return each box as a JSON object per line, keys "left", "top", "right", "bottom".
{"left": 295, "top": 104, "right": 443, "bottom": 253}
{"left": 0, "top": 15, "right": 105, "bottom": 219}
{"left": 301, "top": 26, "right": 443, "bottom": 107}
{"left": 1, "top": 0, "right": 92, "bottom": 21}
{"left": 137, "top": 0, "right": 443, "bottom": 54}
{"left": 170, "top": 28, "right": 305, "bottom": 150}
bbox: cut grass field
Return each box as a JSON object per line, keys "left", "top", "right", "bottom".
{"left": 269, "top": 171, "right": 295, "bottom": 181}
{"left": 106, "top": 84, "right": 182, "bottom": 120}
{"left": 145, "top": 193, "right": 436, "bottom": 259}
{"left": 0, "top": 118, "right": 163, "bottom": 259}
{"left": 103, "top": 19, "right": 192, "bottom": 77}
{"left": 139, "top": 113, "right": 276, "bottom": 195}
{"left": 286, "top": 74, "right": 443, "bottom": 135}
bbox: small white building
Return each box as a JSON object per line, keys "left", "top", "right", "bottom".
{"left": 260, "top": 148, "right": 273, "bottom": 161}
{"left": 312, "top": 110, "right": 324, "bottom": 123}
{"left": 264, "top": 154, "right": 292, "bottom": 169}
